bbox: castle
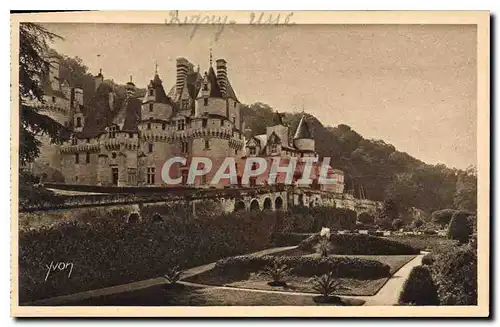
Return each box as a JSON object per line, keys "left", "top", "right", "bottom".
{"left": 29, "top": 51, "right": 345, "bottom": 194}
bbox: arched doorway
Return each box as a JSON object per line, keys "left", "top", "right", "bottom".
{"left": 263, "top": 198, "right": 272, "bottom": 211}
{"left": 275, "top": 197, "right": 283, "bottom": 211}
{"left": 234, "top": 200, "right": 246, "bottom": 212}
{"left": 250, "top": 199, "right": 260, "bottom": 211}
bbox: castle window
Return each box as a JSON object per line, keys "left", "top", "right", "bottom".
{"left": 71, "top": 136, "right": 77, "bottom": 145}
{"left": 148, "top": 143, "right": 154, "bottom": 153}
{"left": 181, "top": 141, "right": 188, "bottom": 154}
{"left": 112, "top": 152, "right": 117, "bottom": 159}
{"left": 149, "top": 89, "right": 154, "bottom": 96}
{"left": 271, "top": 144, "right": 278, "bottom": 154}
{"left": 177, "top": 119, "right": 185, "bottom": 131}
{"left": 234, "top": 101, "right": 237, "bottom": 108}
{"left": 127, "top": 168, "right": 137, "bottom": 185}
{"left": 204, "top": 98, "right": 208, "bottom": 106}
{"left": 202, "top": 118, "right": 207, "bottom": 128}
{"left": 203, "top": 83, "right": 208, "bottom": 91}
{"left": 76, "top": 117, "right": 82, "bottom": 127}
{"left": 129, "top": 133, "right": 133, "bottom": 138}
{"left": 75, "top": 153, "right": 79, "bottom": 164}
{"left": 182, "top": 99, "right": 189, "bottom": 109}
{"left": 147, "top": 123, "right": 151, "bottom": 130}
{"left": 86, "top": 152, "right": 90, "bottom": 164}
{"left": 249, "top": 147, "right": 256, "bottom": 155}
{"left": 204, "top": 139, "right": 210, "bottom": 150}
{"left": 149, "top": 103, "right": 153, "bottom": 112}
{"left": 52, "top": 96, "right": 56, "bottom": 103}
{"left": 146, "top": 167, "right": 155, "bottom": 184}
{"left": 162, "top": 123, "right": 166, "bottom": 130}
{"left": 109, "top": 126, "right": 117, "bottom": 138}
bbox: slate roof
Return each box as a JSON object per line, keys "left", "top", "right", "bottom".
{"left": 207, "top": 66, "right": 222, "bottom": 98}
{"left": 294, "top": 115, "right": 313, "bottom": 139}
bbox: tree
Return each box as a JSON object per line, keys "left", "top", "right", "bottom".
{"left": 19, "top": 23, "right": 68, "bottom": 165}
{"left": 431, "top": 209, "right": 457, "bottom": 227}
{"left": 399, "top": 266, "right": 439, "bottom": 305}
{"left": 380, "top": 199, "right": 399, "bottom": 221}
{"left": 447, "top": 211, "right": 474, "bottom": 244}
{"left": 454, "top": 166, "right": 477, "bottom": 213}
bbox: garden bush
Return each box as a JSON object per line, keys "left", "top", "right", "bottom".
{"left": 399, "top": 266, "right": 439, "bottom": 305}
{"left": 421, "top": 253, "right": 435, "bottom": 266}
{"left": 215, "top": 254, "right": 391, "bottom": 279}
{"left": 298, "top": 233, "right": 420, "bottom": 255}
{"left": 431, "top": 244, "right": 477, "bottom": 305}
{"left": 431, "top": 209, "right": 458, "bottom": 227}
{"left": 447, "top": 211, "right": 474, "bottom": 244}
{"left": 19, "top": 211, "right": 278, "bottom": 302}
{"left": 272, "top": 233, "right": 313, "bottom": 247}
{"left": 357, "top": 212, "right": 375, "bottom": 225}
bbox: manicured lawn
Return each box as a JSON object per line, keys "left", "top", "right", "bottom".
{"left": 62, "top": 284, "right": 365, "bottom": 306}
{"left": 186, "top": 254, "right": 417, "bottom": 296}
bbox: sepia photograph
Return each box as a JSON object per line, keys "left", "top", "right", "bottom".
{"left": 10, "top": 11, "right": 489, "bottom": 317}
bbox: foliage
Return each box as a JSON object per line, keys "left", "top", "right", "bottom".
{"left": 357, "top": 212, "right": 375, "bottom": 225}
{"left": 431, "top": 244, "right": 477, "bottom": 305}
{"left": 383, "top": 235, "right": 456, "bottom": 253}
{"left": 164, "top": 265, "right": 183, "bottom": 285}
{"left": 398, "top": 266, "right": 439, "bottom": 305}
{"left": 215, "top": 254, "right": 390, "bottom": 279}
{"left": 392, "top": 218, "right": 404, "bottom": 231}
{"left": 272, "top": 233, "right": 312, "bottom": 247}
{"left": 311, "top": 272, "right": 342, "bottom": 297}
{"left": 263, "top": 260, "right": 291, "bottom": 283}
{"left": 315, "top": 237, "right": 332, "bottom": 257}
{"left": 447, "top": 211, "right": 474, "bottom": 244}
{"left": 19, "top": 211, "right": 278, "bottom": 302}
{"left": 421, "top": 253, "right": 435, "bottom": 266}
{"left": 431, "top": 209, "right": 458, "bottom": 227}
{"left": 453, "top": 166, "right": 477, "bottom": 213}
{"left": 19, "top": 23, "right": 70, "bottom": 165}
{"left": 413, "top": 218, "right": 425, "bottom": 229}
{"left": 298, "top": 233, "right": 420, "bottom": 255}
{"left": 286, "top": 206, "right": 357, "bottom": 232}
{"left": 18, "top": 171, "right": 65, "bottom": 208}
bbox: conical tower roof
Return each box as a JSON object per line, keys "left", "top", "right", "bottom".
{"left": 294, "top": 115, "right": 313, "bottom": 139}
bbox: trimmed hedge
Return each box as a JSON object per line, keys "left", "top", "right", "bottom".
{"left": 421, "top": 253, "right": 435, "bottom": 266}
{"left": 215, "top": 254, "right": 391, "bottom": 279}
{"left": 298, "top": 233, "right": 420, "bottom": 255}
{"left": 19, "top": 211, "right": 278, "bottom": 303}
{"left": 399, "top": 265, "right": 439, "bottom": 305}
{"left": 272, "top": 233, "right": 313, "bottom": 247}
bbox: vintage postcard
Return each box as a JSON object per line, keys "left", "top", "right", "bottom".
{"left": 10, "top": 11, "right": 490, "bottom": 317}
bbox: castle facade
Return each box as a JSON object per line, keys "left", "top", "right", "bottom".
{"left": 30, "top": 52, "right": 344, "bottom": 193}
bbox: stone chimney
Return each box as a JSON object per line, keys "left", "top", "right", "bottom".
{"left": 126, "top": 76, "right": 136, "bottom": 98}
{"left": 176, "top": 57, "right": 189, "bottom": 92}
{"left": 216, "top": 59, "right": 227, "bottom": 97}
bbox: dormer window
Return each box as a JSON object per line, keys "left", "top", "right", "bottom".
{"left": 203, "top": 83, "right": 208, "bottom": 91}
{"left": 249, "top": 147, "right": 256, "bottom": 155}
{"left": 177, "top": 119, "right": 185, "bottom": 131}
{"left": 182, "top": 99, "right": 189, "bottom": 109}
{"left": 109, "top": 126, "right": 117, "bottom": 138}
{"left": 149, "top": 89, "right": 154, "bottom": 96}
{"left": 271, "top": 144, "right": 278, "bottom": 153}
{"left": 149, "top": 103, "right": 153, "bottom": 112}
{"left": 76, "top": 117, "right": 82, "bottom": 128}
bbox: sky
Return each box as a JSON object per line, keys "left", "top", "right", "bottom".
{"left": 40, "top": 23, "right": 477, "bottom": 170}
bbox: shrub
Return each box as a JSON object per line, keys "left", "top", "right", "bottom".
{"left": 164, "top": 265, "right": 183, "bottom": 285}
{"left": 311, "top": 271, "right": 342, "bottom": 297}
{"left": 358, "top": 212, "right": 375, "bottom": 225}
{"left": 392, "top": 218, "right": 404, "bottom": 231}
{"left": 413, "top": 218, "right": 425, "bottom": 229}
{"left": 263, "top": 260, "right": 291, "bottom": 284}
{"left": 432, "top": 245, "right": 477, "bottom": 305}
{"left": 431, "top": 209, "right": 458, "bottom": 227}
{"left": 19, "top": 211, "right": 278, "bottom": 302}
{"left": 421, "top": 253, "right": 434, "bottom": 266}
{"left": 447, "top": 211, "right": 473, "bottom": 244}
{"left": 399, "top": 266, "right": 439, "bottom": 305}
{"left": 299, "top": 233, "right": 420, "bottom": 255}
{"left": 315, "top": 237, "right": 332, "bottom": 257}
{"left": 215, "top": 254, "right": 391, "bottom": 279}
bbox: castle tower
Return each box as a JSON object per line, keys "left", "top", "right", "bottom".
{"left": 47, "top": 49, "right": 61, "bottom": 92}
{"left": 95, "top": 69, "right": 104, "bottom": 91}
{"left": 293, "top": 114, "right": 315, "bottom": 154}
{"left": 126, "top": 76, "right": 136, "bottom": 98}
{"left": 141, "top": 72, "right": 174, "bottom": 123}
